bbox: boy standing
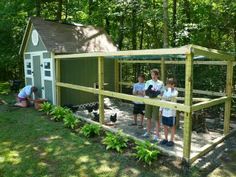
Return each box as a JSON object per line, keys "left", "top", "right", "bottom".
{"left": 130, "top": 74, "right": 145, "bottom": 128}
{"left": 143, "top": 69, "right": 165, "bottom": 141}
{"left": 160, "top": 78, "right": 178, "bottom": 147}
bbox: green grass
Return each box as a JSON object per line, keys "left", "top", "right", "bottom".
{"left": 0, "top": 94, "right": 206, "bottom": 177}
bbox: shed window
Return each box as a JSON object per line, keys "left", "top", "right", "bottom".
{"left": 44, "top": 62, "right": 50, "bottom": 69}
{"left": 45, "top": 71, "right": 51, "bottom": 77}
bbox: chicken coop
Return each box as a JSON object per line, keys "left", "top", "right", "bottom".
{"left": 54, "top": 45, "right": 235, "bottom": 165}
{"left": 19, "top": 17, "right": 117, "bottom": 104}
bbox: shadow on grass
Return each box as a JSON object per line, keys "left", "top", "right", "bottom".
{"left": 0, "top": 100, "right": 198, "bottom": 177}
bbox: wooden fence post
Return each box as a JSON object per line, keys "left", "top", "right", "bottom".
{"left": 224, "top": 60, "right": 233, "bottom": 134}
{"left": 183, "top": 52, "right": 193, "bottom": 162}
{"left": 98, "top": 56, "right": 105, "bottom": 124}
{"left": 114, "top": 59, "right": 119, "bottom": 93}
{"left": 55, "top": 59, "right": 61, "bottom": 106}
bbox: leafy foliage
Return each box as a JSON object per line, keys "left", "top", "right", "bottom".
{"left": 39, "top": 102, "right": 54, "bottom": 115}
{"left": 50, "top": 106, "right": 72, "bottom": 121}
{"left": 0, "top": 82, "right": 10, "bottom": 95}
{"left": 134, "top": 141, "right": 160, "bottom": 165}
{"left": 80, "top": 123, "right": 101, "bottom": 138}
{"left": 102, "top": 131, "right": 128, "bottom": 153}
{"left": 63, "top": 114, "right": 80, "bottom": 129}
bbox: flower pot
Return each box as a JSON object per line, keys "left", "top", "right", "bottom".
{"left": 34, "top": 98, "right": 47, "bottom": 110}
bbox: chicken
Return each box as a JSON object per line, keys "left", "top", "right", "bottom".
{"left": 145, "top": 85, "right": 160, "bottom": 98}
{"left": 92, "top": 112, "right": 100, "bottom": 122}
{"left": 110, "top": 113, "right": 117, "bottom": 123}
{"left": 85, "top": 105, "right": 94, "bottom": 113}
{"left": 63, "top": 104, "right": 78, "bottom": 113}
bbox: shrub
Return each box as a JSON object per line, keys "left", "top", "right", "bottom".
{"left": 50, "top": 106, "right": 72, "bottom": 121}
{"left": 102, "top": 131, "right": 128, "bottom": 153}
{"left": 0, "top": 82, "right": 10, "bottom": 95}
{"left": 63, "top": 114, "right": 80, "bottom": 129}
{"left": 134, "top": 141, "right": 160, "bottom": 165}
{"left": 39, "top": 102, "right": 54, "bottom": 115}
{"left": 80, "top": 123, "right": 101, "bottom": 137}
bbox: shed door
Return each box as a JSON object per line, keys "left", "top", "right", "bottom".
{"left": 32, "top": 55, "right": 42, "bottom": 98}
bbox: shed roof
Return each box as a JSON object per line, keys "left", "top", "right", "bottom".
{"left": 19, "top": 17, "right": 117, "bottom": 55}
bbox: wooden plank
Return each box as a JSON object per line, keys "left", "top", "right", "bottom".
{"left": 118, "top": 60, "right": 161, "bottom": 64}
{"left": 54, "top": 47, "right": 190, "bottom": 59}
{"left": 56, "top": 82, "right": 190, "bottom": 112}
{"left": 118, "top": 82, "right": 236, "bottom": 98}
{"left": 56, "top": 82, "right": 98, "bottom": 94}
{"left": 98, "top": 57, "right": 105, "bottom": 124}
{"left": 119, "top": 63, "right": 123, "bottom": 93}
{"left": 192, "top": 45, "right": 235, "bottom": 61}
{"left": 192, "top": 96, "right": 228, "bottom": 112}
{"left": 114, "top": 59, "right": 119, "bottom": 92}
{"left": 161, "top": 58, "right": 165, "bottom": 83}
{"left": 118, "top": 60, "right": 236, "bottom": 66}
{"left": 55, "top": 59, "right": 61, "bottom": 106}
{"left": 183, "top": 53, "right": 193, "bottom": 162}
{"left": 190, "top": 128, "right": 236, "bottom": 164}
{"left": 224, "top": 60, "right": 234, "bottom": 134}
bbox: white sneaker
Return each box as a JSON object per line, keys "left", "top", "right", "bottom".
{"left": 153, "top": 135, "right": 159, "bottom": 142}
{"left": 142, "top": 132, "right": 150, "bottom": 138}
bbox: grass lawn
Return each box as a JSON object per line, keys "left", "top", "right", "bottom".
{"left": 0, "top": 94, "right": 227, "bottom": 177}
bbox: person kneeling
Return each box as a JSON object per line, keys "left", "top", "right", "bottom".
{"left": 14, "top": 85, "right": 38, "bottom": 108}
{"left": 160, "top": 78, "right": 178, "bottom": 147}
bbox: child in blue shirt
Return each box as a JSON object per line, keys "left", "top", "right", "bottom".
{"left": 130, "top": 74, "right": 145, "bottom": 128}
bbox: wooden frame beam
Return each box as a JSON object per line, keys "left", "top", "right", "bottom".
{"left": 114, "top": 59, "right": 119, "bottom": 92}
{"left": 54, "top": 47, "right": 190, "bottom": 59}
{"left": 183, "top": 53, "right": 193, "bottom": 162}
{"left": 190, "top": 128, "right": 236, "bottom": 164}
{"left": 55, "top": 82, "right": 190, "bottom": 112}
{"left": 191, "top": 45, "right": 235, "bottom": 61}
{"left": 224, "top": 60, "right": 234, "bottom": 134}
{"left": 118, "top": 82, "right": 236, "bottom": 98}
{"left": 55, "top": 59, "right": 61, "bottom": 106}
{"left": 98, "top": 57, "right": 105, "bottom": 124}
{"left": 118, "top": 60, "right": 236, "bottom": 66}
{"left": 192, "top": 96, "right": 228, "bottom": 112}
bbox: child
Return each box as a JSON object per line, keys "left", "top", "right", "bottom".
{"left": 14, "top": 85, "right": 38, "bottom": 108}
{"left": 160, "top": 78, "right": 178, "bottom": 147}
{"left": 143, "top": 69, "right": 165, "bottom": 141}
{"left": 130, "top": 74, "right": 145, "bottom": 128}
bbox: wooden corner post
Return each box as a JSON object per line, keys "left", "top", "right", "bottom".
{"left": 224, "top": 60, "right": 233, "bottom": 134}
{"left": 55, "top": 59, "right": 61, "bottom": 106}
{"left": 114, "top": 59, "right": 119, "bottom": 93}
{"left": 183, "top": 51, "right": 193, "bottom": 162}
{"left": 98, "top": 56, "right": 105, "bottom": 124}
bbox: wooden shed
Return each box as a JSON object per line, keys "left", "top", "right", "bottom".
{"left": 19, "top": 17, "right": 117, "bottom": 105}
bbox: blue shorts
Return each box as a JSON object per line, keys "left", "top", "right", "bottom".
{"left": 162, "top": 116, "right": 176, "bottom": 127}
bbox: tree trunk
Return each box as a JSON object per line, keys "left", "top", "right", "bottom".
{"left": 56, "top": 0, "right": 63, "bottom": 21}
{"left": 183, "top": 0, "right": 191, "bottom": 44}
{"left": 35, "top": 0, "right": 41, "bottom": 17}
{"left": 88, "top": 0, "right": 93, "bottom": 15}
{"left": 131, "top": 7, "right": 137, "bottom": 50}
{"left": 117, "top": 15, "right": 125, "bottom": 50}
{"left": 139, "top": 22, "right": 144, "bottom": 49}
{"left": 105, "top": 17, "right": 110, "bottom": 34}
{"left": 172, "top": 0, "right": 177, "bottom": 47}
{"left": 163, "top": 0, "right": 169, "bottom": 48}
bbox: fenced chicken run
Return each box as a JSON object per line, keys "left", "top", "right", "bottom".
{"left": 54, "top": 44, "right": 236, "bottom": 165}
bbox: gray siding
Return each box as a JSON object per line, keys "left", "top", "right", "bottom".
{"left": 44, "top": 80, "right": 53, "bottom": 103}
{"left": 25, "top": 78, "right": 32, "bottom": 85}
{"left": 25, "top": 26, "right": 46, "bottom": 53}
